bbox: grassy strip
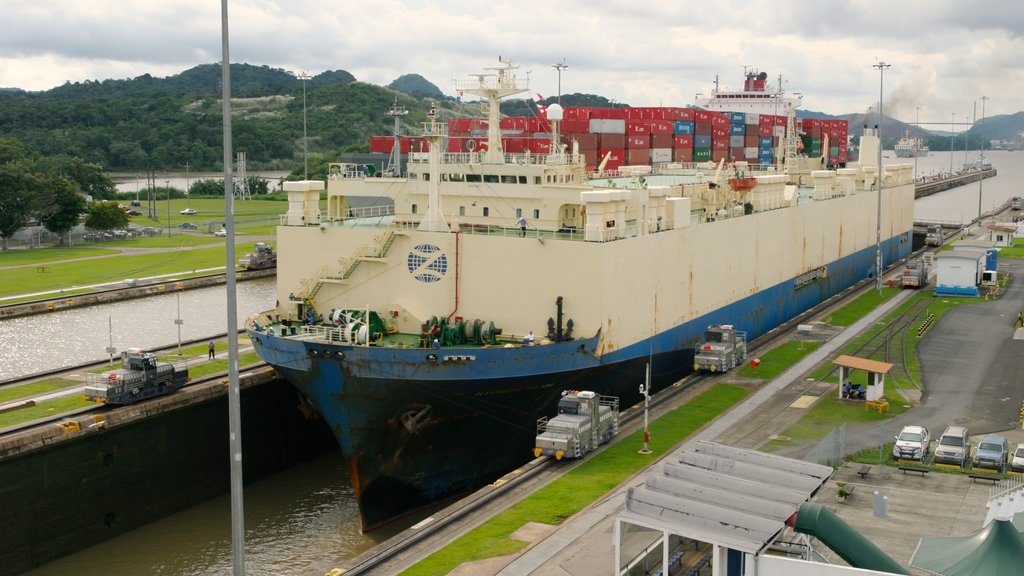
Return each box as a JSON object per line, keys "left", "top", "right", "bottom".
{"left": 825, "top": 286, "right": 900, "bottom": 326}
{"left": 0, "top": 246, "right": 119, "bottom": 266}
{"left": 734, "top": 340, "right": 821, "bottom": 380}
{"left": 399, "top": 383, "right": 750, "bottom": 576}
{"left": 108, "top": 235, "right": 223, "bottom": 249}
{"left": 0, "top": 242, "right": 260, "bottom": 298}
{"left": 0, "top": 395, "right": 95, "bottom": 428}
{"left": 0, "top": 378, "right": 80, "bottom": 403}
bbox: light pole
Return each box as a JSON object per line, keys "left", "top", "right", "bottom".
{"left": 552, "top": 60, "right": 568, "bottom": 106}
{"left": 978, "top": 95, "right": 988, "bottom": 219}
{"left": 638, "top": 362, "right": 652, "bottom": 455}
{"left": 165, "top": 180, "right": 171, "bottom": 238}
{"left": 913, "top": 107, "right": 920, "bottom": 182}
{"left": 950, "top": 112, "right": 955, "bottom": 174}
{"left": 175, "top": 290, "right": 184, "bottom": 355}
{"left": 298, "top": 71, "right": 310, "bottom": 180}
{"left": 873, "top": 61, "right": 890, "bottom": 292}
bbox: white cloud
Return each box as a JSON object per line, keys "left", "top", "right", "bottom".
{"left": 1, "top": 0, "right": 1021, "bottom": 123}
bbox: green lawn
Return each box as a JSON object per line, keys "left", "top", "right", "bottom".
{"left": 825, "top": 286, "right": 901, "bottom": 326}
{"left": 735, "top": 341, "right": 821, "bottom": 380}
{"left": 0, "top": 242, "right": 262, "bottom": 298}
{"left": 0, "top": 246, "right": 120, "bottom": 266}
{"left": 0, "top": 395, "right": 95, "bottom": 428}
{"left": 0, "top": 378, "right": 80, "bottom": 404}
{"left": 400, "top": 383, "right": 750, "bottom": 576}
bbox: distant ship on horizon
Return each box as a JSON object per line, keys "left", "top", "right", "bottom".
{"left": 894, "top": 132, "right": 929, "bottom": 158}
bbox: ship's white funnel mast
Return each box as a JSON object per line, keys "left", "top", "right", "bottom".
{"left": 418, "top": 103, "right": 449, "bottom": 232}
{"left": 454, "top": 57, "right": 528, "bottom": 164}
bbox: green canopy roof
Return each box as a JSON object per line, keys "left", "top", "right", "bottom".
{"left": 910, "top": 518, "right": 1024, "bottom": 575}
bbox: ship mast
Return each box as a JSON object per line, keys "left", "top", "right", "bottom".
{"left": 386, "top": 97, "right": 408, "bottom": 177}
{"left": 454, "top": 57, "right": 528, "bottom": 164}
{"left": 417, "top": 103, "right": 449, "bottom": 232}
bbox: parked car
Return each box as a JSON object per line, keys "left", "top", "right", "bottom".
{"left": 892, "top": 425, "right": 930, "bottom": 461}
{"left": 973, "top": 434, "right": 1009, "bottom": 471}
{"left": 214, "top": 228, "right": 227, "bottom": 237}
{"left": 933, "top": 425, "right": 970, "bottom": 466}
{"left": 180, "top": 208, "right": 198, "bottom": 215}
{"left": 179, "top": 222, "right": 198, "bottom": 230}
{"left": 126, "top": 210, "right": 142, "bottom": 216}
{"left": 1010, "top": 445, "right": 1024, "bottom": 473}
{"left": 130, "top": 200, "right": 142, "bottom": 207}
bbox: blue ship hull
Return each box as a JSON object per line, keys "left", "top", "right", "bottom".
{"left": 249, "top": 233, "right": 911, "bottom": 530}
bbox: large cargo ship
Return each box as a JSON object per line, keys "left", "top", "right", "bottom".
{"left": 247, "top": 60, "right": 915, "bottom": 531}
{"left": 894, "top": 132, "right": 929, "bottom": 157}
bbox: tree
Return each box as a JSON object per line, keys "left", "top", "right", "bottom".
{"left": 0, "top": 165, "right": 41, "bottom": 252}
{"left": 41, "top": 176, "right": 87, "bottom": 245}
{"left": 84, "top": 201, "right": 128, "bottom": 232}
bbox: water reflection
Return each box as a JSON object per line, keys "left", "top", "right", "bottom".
{"left": 0, "top": 279, "right": 276, "bottom": 380}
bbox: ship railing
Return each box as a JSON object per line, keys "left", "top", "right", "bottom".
{"left": 390, "top": 219, "right": 590, "bottom": 242}
{"left": 407, "top": 151, "right": 585, "bottom": 167}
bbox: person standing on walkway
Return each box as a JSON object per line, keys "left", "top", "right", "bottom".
{"left": 518, "top": 215, "right": 527, "bottom": 237}
{"left": 208, "top": 341, "right": 216, "bottom": 359}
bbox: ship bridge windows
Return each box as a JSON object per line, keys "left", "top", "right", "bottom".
{"left": 501, "top": 175, "right": 517, "bottom": 184}
{"left": 483, "top": 207, "right": 489, "bottom": 216}
{"left": 484, "top": 174, "right": 500, "bottom": 184}
{"left": 558, "top": 398, "right": 580, "bottom": 415}
{"left": 443, "top": 173, "right": 466, "bottom": 182}
{"left": 466, "top": 174, "right": 482, "bottom": 183}
{"left": 459, "top": 206, "right": 466, "bottom": 216}
{"left": 411, "top": 204, "right": 418, "bottom": 214}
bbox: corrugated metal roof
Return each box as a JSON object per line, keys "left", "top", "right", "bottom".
{"left": 621, "top": 441, "right": 832, "bottom": 554}
{"left": 832, "top": 354, "right": 894, "bottom": 374}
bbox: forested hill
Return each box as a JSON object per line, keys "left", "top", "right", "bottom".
{"left": 0, "top": 63, "right": 458, "bottom": 174}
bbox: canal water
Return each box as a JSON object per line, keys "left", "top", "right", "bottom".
{"left": 14, "top": 150, "right": 1023, "bottom": 575}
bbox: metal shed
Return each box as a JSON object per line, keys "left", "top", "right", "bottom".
{"left": 934, "top": 251, "right": 984, "bottom": 297}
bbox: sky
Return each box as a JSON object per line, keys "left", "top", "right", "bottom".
{"left": 1, "top": 0, "right": 1022, "bottom": 127}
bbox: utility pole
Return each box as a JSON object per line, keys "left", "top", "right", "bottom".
{"left": 872, "top": 61, "right": 890, "bottom": 292}
{"left": 978, "top": 96, "right": 988, "bottom": 220}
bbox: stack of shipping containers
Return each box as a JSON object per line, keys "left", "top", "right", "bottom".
{"left": 370, "top": 107, "right": 849, "bottom": 173}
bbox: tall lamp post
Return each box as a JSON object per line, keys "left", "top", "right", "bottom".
{"left": 552, "top": 60, "right": 568, "bottom": 105}
{"left": 165, "top": 180, "right": 171, "bottom": 238}
{"left": 873, "top": 61, "right": 890, "bottom": 292}
{"left": 978, "top": 95, "right": 988, "bottom": 219}
{"left": 949, "top": 112, "right": 955, "bottom": 174}
{"left": 297, "top": 71, "right": 310, "bottom": 180}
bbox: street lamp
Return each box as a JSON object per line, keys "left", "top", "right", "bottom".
{"left": 297, "top": 71, "right": 310, "bottom": 180}
{"left": 552, "top": 60, "right": 568, "bottom": 106}
{"left": 175, "top": 290, "right": 184, "bottom": 355}
{"left": 950, "top": 112, "right": 955, "bottom": 174}
{"left": 165, "top": 180, "right": 171, "bottom": 238}
{"left": 978, "top": 96, "right": 988, "bottom": 219}
{"left": 872, "top": 61, "right": 890, "bottom": 292}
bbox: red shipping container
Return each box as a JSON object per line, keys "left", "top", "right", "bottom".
{"left": 666, "top": 107, "right": 695, "bottom": 121}
{"left": 694, "top": 110, "right": 712, "bottom": 122}
{"left": 710, "top": 113, "right": 729, "bottom": 127}
{"left": 775, "top": 115, "right": 786, "bottom": 126}
{"left": 730, "top": 147, "right": 745, "bottom": 160}
{"left": 712, "top": 149, "right": 727, "bottom": 162}
{"left": 600, "top": 133, "right": 626, "bottom": 149}
{"left": 448, "top": 118, "right": 470, "bottom": 133}
{"left": 759, "top": 126, "right": 773, "bottom": 137}
{"left": 626, "top": 120, "right": 650, "bottom": 135}
{"left": 759, "top": 114, "right": 775, "bottom": 127}
{"left": 402, "top": 137, "right": 421, "bottom": 153}
{"left": 369, "top": 136, "right": 392, "bottom": 153}
{"left": 581, "top": 149, "right": 598, "bottom": 167}
{"left": 712, "top": 139, "right": 728, "bottom": 150}
{"left": 650, "top": 120, "right": 674, "bottom": 134}
{"left": 694, "top": 122, "right": 713, "bottom": 135}
{"left": 651, "top": 133, "right": 673, "bottom": 148}
{"left": 712, "top": 128, "right": 729, "bottom": 139}
{"left": 599, "top": 148, "right": 625, "bottom": 163}
{"left": 564, "top": 132, "right": 599, "bottom": 150}
{"left": 627, "top": 135, "right": 650, "bottom": 148}
{"left": 528, "top": 139, "right": 552, "bottom": 154}
{"left": 674, "top": 135, "right": 694, "bottom": 148}
{"left": 744, "top": 135, "right": 761, "bottom": 148}
{"left": 674, "top": 148, "right": 694, "bottom": 162}
{"left": 447, "top": 137, "right": 465, "bottom": 153}
{"left": 564, "top": 107, "right": 591, "bottom": 120}
{"left": 526, "top": 117, "right": 552, "bottom": 133}
{"left": 627, "top": 148, "right": 649, "bottom": 165}
{"left": 559, "top": 118, "right": 589, "bottom": 133}
{"left": 503, "top": 138, "right": 527, "bottom": 153}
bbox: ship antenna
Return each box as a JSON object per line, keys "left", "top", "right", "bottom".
{"left": 386, "top": 97, "right": 409, "bottom": 177}
{"left": 417, "top": 102, "right": 450, "bottom": 232}
{"left": 454, "top": 58, "right": 528, "bottom": 164}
